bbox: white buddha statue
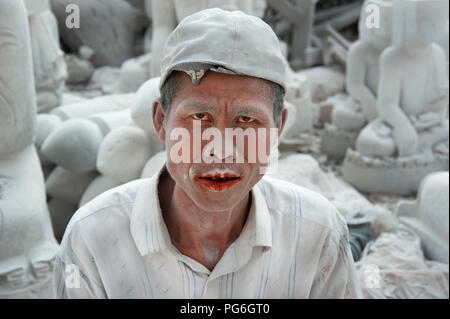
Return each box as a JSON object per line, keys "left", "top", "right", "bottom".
{"left": 334, "top": 0, "right": 393, "bottom": 131}
{"left": 0, "top": 0, "right": 59, "bottom": 298}
{"left": 322, "top": 0, "right": 393, "bottom": 157}
{"left": 343, "top": 0, "right": 449, "bottom": 196}
{"left": 356, "top": 0, "right": 449, "bottom": 158}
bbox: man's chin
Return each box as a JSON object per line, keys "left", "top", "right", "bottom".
{"left": 190, "top": 188, "right": 248, "bottom": 211}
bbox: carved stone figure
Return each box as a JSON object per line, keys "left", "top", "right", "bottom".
{"left": 0, "top": 0, "right": 58, "bottom": 298}
{"left": 343, "top": 0, "right": 449, "bottom": 195}
{"left": 24, "top": 0, "right": 67, "bottom": 113}
{"left": 322, "top": 0, "right": 393, "bottom": 158}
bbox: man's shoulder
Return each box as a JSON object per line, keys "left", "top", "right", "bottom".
{"left": 63, "top": 178, "right": 150, "bottom": 238}
{"left": 259, "top": 175, "right": 347, "bottom": 234}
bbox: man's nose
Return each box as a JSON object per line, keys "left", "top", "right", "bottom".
{"left": 209, "top": 134, "right": 235, "bottom": 162}
{"left": 204, "top": 126, "right": 241, "bottom": 163}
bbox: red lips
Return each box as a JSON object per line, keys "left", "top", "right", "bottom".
{"left": 196, "top": 173, "right": 242, "bottom": 192}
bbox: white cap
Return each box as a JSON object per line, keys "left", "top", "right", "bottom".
{"left": 159, "top": 8, "right": 286, "bottom": 92}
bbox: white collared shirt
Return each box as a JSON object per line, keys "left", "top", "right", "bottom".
{"left": 54, "top": 166, "right": 362, "bottom": 298}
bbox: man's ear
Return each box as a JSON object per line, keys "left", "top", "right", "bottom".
{"left": 152, "top": 99, "right": 166, "bottom": 143}
{"left": 276, "top": 107, "right": 288, "bottom": 138}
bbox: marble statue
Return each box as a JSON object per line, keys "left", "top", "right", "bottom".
{"left": 131, "top": 77, "right": 160, "bottom": 136}
{"left": 279, "top": 66, "right": 314, "bottom": 149}
{"left": 343, "top": 0, "right": 449, "bottom": 195}
{"left": 0, "top": 0, "right": 59, "bottom": 298}
{"left": 397, "top": 171, "right": 449, "bottom": 264}
{"left": 35, "top": 114, "right": 62, "bottom": 165}
{"left": 322, "top": 0, "right": 393, "bottom": 158}
{"left": 24, "top": 0, "right": 67, "bottom": 113}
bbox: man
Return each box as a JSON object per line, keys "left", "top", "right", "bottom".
{"left": 54, "top": 8, "right": 361, "bottom": 298}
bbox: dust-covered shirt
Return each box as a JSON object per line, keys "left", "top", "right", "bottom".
{"left": 54, "top": 165, "right": 362, "bottom": 298}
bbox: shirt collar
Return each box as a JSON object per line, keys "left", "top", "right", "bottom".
{"left": 130, "top": 165, "right": 272, "bottom": 257}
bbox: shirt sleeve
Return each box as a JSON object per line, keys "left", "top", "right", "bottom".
{"left": 309, "top": 213, "right": 363, "bottom": 299}
{"left": 53, "top": 221, "right": 107, "bottom": 299}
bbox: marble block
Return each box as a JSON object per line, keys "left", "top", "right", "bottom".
{"left": 116, "top": 53, "right": 152, "bottom": 93}
{"left": 97, "top": 125, "right": 163, "bottom": 183}
{"left": 131, "top": 77, "right": 160, "bottom": 136}
{"left": 35, "top": 114, "right": 62, "bottom": 165}
{"left": 79, "top": 175, "right": 122, "bottom": 207}
{"left": 397, "top": 171, "right": 449, "bottom": 264}
{"left": 46, "top": 166, "right": 97, "bottom": 205}
{"left": 51, "top": 93, "right": 136, "bottom": 120}
{"left": 41, "top": 118, "right": 104, "bottom": 172}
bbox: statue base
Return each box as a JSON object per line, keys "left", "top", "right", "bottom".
{"left": 343, "top": 149, "right": 449, "bottom": 196}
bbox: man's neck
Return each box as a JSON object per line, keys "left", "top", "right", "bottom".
{"left": 158, "top": 168, "right": 251, "bottom": 271}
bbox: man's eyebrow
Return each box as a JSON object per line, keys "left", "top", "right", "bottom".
{"left": 181, "top": 104, "right": 269, "bottom": 116}
{"left": 234, "top": 106, "right": 268, "bottom": 116}
{"left": 182, "top": 104, "right": 220, "bottom": 113}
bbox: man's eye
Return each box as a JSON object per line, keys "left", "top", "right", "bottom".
{"left": 192, "top": 113, "right": 209, "bottom": 120}
{"left": 237, "top": 116, "right": 255, "bottom": 123}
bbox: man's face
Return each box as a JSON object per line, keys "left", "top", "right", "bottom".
{"left": 156, "top": 71, "right": 284, "bottom": 212}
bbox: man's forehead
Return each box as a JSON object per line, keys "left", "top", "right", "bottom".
{"left": 175, "top": 70, "right": 273, "bottom": 95}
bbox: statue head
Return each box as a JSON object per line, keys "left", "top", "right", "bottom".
{"left": 393, "top": 0, "right": 449, "bottom": 48}
{"left": 359, "top": 0, "right": 393, "bottom": 49}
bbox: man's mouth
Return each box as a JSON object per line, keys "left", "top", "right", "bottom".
{"left": 195, "top": 173, "right": 242, "bottom": 192}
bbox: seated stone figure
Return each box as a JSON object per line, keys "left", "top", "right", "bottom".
{"left": 344, "top": 0, "right": 449, "bottom": 195}
{"left": 322, "top": 0, "right": 392, "bottom": 158}
{"left": 356, "top": 0, "right": 449, "bottom": 157}
{"left": 0, "top": 0, "right": 59, "bottom": 298}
